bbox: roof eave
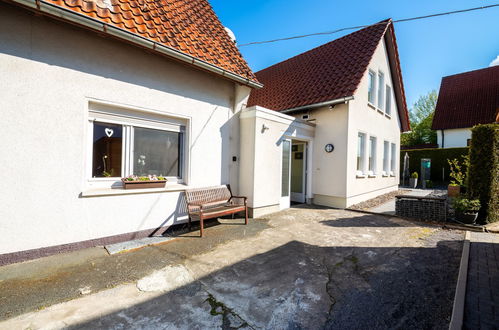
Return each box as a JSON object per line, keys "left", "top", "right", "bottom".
{"left": 280, "top": 96, "right": 354, "bottom": 114}
{"left": 8, "top": 0, "right": 263, "bottom": 89}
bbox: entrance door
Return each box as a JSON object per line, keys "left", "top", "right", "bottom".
{"left": 280, "top": 139, "right": 291, "bottom": 209}
{"left": 291, "top": 142, "right": 307, "bottom": 203}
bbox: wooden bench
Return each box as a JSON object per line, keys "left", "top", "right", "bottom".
{"left": 185, "top": 185, "right": 248, "bottom": 237}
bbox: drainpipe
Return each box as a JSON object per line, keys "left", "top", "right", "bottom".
{"left": 441, "top": 130, "right": 445, "bottom": 148}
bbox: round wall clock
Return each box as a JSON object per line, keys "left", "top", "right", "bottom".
{"left": 325, "top": 143, "right": 334, "bottom": 153}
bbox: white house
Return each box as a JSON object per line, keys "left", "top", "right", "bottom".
{"left": 246, "top": 19, "right": 410, "bottom": 210}
{"left": 432, "top": 66, "right": 499, "bottom": 148}
{"left": 0, "top": 0, "right": 409, "bottom": 265}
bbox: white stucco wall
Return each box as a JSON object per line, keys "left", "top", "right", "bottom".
{"left": 0, "top": 4, "right": 250, "bottom": 254}
{"left": 239, "top": 107, "right": 315, "bottom": 217}
{"left": 345, "top": 37, "right": 401, "bottom": 206}
{"left": 437, "top": 128, "right": 471, "bottom": 148}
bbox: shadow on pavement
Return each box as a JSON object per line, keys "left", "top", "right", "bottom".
{"left": 68, "top": 238, "right": 462, "bottom": 329}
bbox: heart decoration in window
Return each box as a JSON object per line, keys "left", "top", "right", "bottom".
{"left": 105, "top": 128, "right": 114, "bottom": 138}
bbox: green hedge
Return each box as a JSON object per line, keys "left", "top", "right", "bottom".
{"left": 468, "top": 124, "right": 499, "bottom": 224}
{"left": 399, "top": 147, "right": 469, "bottom": 183}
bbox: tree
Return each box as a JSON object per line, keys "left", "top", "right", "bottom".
{"left": 401, "top": 90, "right": 438, "bottom": 147}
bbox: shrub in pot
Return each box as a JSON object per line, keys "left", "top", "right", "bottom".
{"left": 447, "top": 155, "right": 469, "bottom": 197}
{"left": 409, "top": 172, "right": 418, "bottom": 188}
{"left": 452, "top": 197, "right": 481, "bottom": 224}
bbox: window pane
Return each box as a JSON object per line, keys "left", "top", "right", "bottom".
{"left": 378, "top": 72, "right": 384, "bottom": 109}
{"left": 92, "top": 122, "right": 122, "bottom": 178}
{"left": 368, "top": 71, "right": 375, "bottom": 104}
{"left": 391, "top": 143, "right": 396, "bottom": 172}
{"left": 281, "top": 140, "right": 291, "bottom": 197}
{"left": 369, "top": 137, "right": 376, "bottom": 172}
{"left": 385, "top": 85, "right": 391, "bottom": 115}
{"left": 357, "top": 133, "right": 365, "bottom": 171}
{"left": 383, "top": 141, "right": 389, "bottom": 172}
{"left": 133, "top": 127, "right": 181, "bottom": 177}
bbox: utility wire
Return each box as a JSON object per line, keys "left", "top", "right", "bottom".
{"left": 238, "top": 4, "right": 499, "bottom": 47}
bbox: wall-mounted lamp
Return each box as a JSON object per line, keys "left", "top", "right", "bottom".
{"left": 261, "top": 124, "right": 269, "bottom": 133}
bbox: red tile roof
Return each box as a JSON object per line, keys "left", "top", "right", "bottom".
{"left": 247, "top": 20, "right": 410, "bottom": 131}
{"left": 432, "top": 66, "right": 499, "bottom": 130}
{"left": 10, "top": 0, "right": 258, "bottom": 84}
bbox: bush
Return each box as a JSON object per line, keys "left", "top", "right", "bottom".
{"left": 452, "top": 197, "right": 481, "bottom": 214}
{"left": 400, "top": 147, "right": 469, "bottom": 183}
{"left": 411, "top": 172, "right": 418, "bottom": 179}
{"left": 467, "top": 124, "right": 499, "bottom": 224}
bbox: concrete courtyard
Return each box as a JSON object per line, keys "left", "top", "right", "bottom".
{"left": 0, "top": 206, "right": 464, "bottom": 329}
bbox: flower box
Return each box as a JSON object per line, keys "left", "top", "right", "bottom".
{"left": 121, "top": 175, "right": 167, "bottom": 190}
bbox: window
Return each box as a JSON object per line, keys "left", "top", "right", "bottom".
{"left": 281, "top": 140, "right": 291, "bottom": 197}
{"left": 368, "top": 136, "right": 377, "bottom": 174}
{"left": 385, "top": 85, "right": 391, "bottom": 116}
{"left": 390, "top": 143, "right": 396, "bottom": 175}
{"left": 377, "top": 71, "right": 384, "bottom": 110}
{"left": 357, "top": 133, "right": 366, "bottom": 174}
{"left": 92, "top": 122, "right": 123, "bottom": 178}
{"left": 383, "top": 141, "right": 389, "bottom": 175}
{"left": 88, "top": 106, "right": 186, "bottom": 186}
{"left": 368, "top": 70, "right": 376, "bottom": 104}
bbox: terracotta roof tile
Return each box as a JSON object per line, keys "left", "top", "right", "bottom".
{"left": 247, "top": 20, "right": 410, "bottom": 131}
{"left": 432, "top": 66, "right": 499, "bottom": 130}
{"left": 24, "top": 0, "right": 257, "bottom": 83}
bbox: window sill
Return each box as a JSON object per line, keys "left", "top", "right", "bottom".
{"left": 81, "top": 184, "right": 189, "bottom": 197}
{"left": 382, "top": 174, "right": 389, "bottom": 177}
{"left": 367, "top": 103, "right": 376, "bottom": 110}
{"left": 377, "top": 108, "right": 384, "bottom": 115}
{"left": 385, "top": 113, "right": 391, "bottom": 119}
{"left": 356, "top": 174, "right": 367, "bottom": 178}
{"left": 368, "top": 174, "right": 377, "bottom": 178}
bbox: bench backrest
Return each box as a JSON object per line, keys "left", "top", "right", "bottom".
{"left": 185, "top": 185, "right": 232, "bottom": 206}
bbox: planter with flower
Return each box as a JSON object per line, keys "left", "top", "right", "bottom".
{"left": 452, "top": 196, "right": 481, "bottom": 224}
{"left": 447, "top": 155, "right": 469, "bottom": 197}
{"left": 409, "top": 172, "right": 418, "bottom": 188}
{"left": 121, "top": 175, "right": 167, "bottom": 189}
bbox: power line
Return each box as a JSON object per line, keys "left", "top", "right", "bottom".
{"left": 238, "top": 4, "right": 499, "bottom": 47}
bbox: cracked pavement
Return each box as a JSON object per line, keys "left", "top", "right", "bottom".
{"left": 0, "top": 206, "right": 463, "bottom": 329}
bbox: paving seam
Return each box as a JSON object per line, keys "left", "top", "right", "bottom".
{"left": 449, "top": 230, "right": 471, "bottom": 330}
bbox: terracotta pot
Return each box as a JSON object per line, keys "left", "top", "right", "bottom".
{"left": 448, "top": 185, "right": 461, "bottom": 197}
{"left": 121, "top": 179, "right": 167, "bottom": 189}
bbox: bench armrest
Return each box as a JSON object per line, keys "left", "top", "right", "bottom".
{"left": 229, "top": 196, "right": 247, "bottom": 205}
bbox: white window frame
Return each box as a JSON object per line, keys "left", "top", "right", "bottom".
{"left": 85, "top": 101, "right": 189, "bottom": 189}
{"left": 385, "top": 85, "right": 392, "bottom": 117}
{"left": 368, "top": 136, "right": 377, "bottom": 176}
{"left": 377, "top": 71, "right": 385, "bottom": 110}
{"left": 382, "top": 140, "right": 390, "bottom": 176}
{"left": 356, "top": 132, "right": 367, "bottom": 177}
{"left": 367, "top": 70, "right": 376, "bottom": 106}
{"left": 390, "top": 143, "right": 396, "bottom": 176}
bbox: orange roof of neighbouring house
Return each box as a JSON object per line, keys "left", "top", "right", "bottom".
{"left": 247, "top": 19, "right": 410, "bottom": 131}
{"left": 8, "top": 0, "right": 258, "bottom": 85}
{"left": 432, "top": 66, "right": 499, "bottom": 130}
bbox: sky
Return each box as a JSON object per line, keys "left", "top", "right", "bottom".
{"left": 210, "top": 0, "right": 499, "bottom": 109}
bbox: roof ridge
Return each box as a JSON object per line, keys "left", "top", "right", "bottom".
{"left": 255, "top": 19, "right": 392, "bottom": 75}
{"left": 442, "top": 65, "right": 499, "bottom": 80}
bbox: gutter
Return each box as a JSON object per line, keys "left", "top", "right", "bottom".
{"left": 10, "top": 0, "right": 263, "bottom": 89}
{"left": 281, "top": 96, "right": 354, "bottom": 114}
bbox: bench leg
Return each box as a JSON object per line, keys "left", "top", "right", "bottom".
{"left": 188, "top": 216, "right": 192, "bottom": 231}
{"left": 200, "top": 215, "right": 204, "bottom": 237}
{"left": 245, "top": 207, "right": 248, "bottom": 225}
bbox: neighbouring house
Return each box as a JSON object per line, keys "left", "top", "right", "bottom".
{"left": 246, "top": 19, "right": 410, "bottom": 210}
{"left": 0, "top": 0, "right": 261, "bottom": 264}
{"left": 432, "top": 66, "right": 499, "bottom": 148}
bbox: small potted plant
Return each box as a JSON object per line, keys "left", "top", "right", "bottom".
{"left": 452, "top": 196, "right": 481, "bottom": 224}
{"left": 121, "top": 175, "right": 167, "bottom": 189}
{"left": 447, "top": 156, "right": 469, "bottom": 197}
{"left": 409, "top": 172, "right": 418, "bottom": 188}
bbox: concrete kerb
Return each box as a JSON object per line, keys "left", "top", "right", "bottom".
{"left": 449, "top": 231, "right": 471, "bottom": 330}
